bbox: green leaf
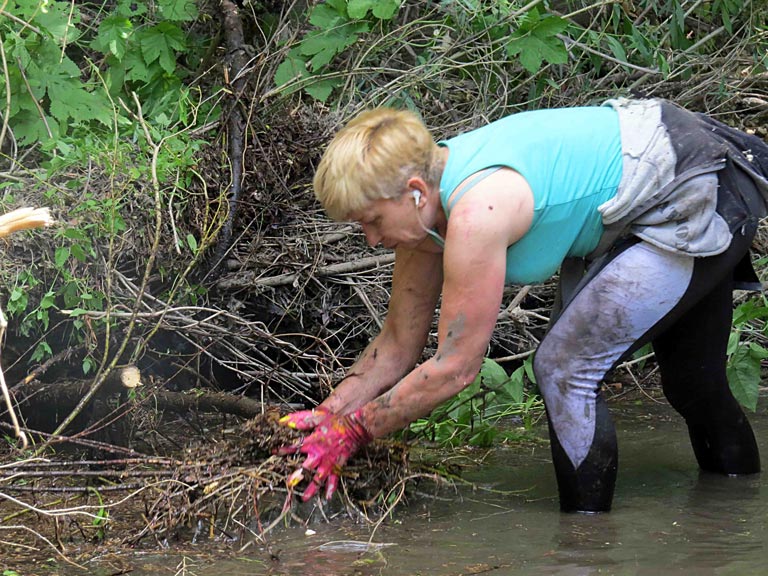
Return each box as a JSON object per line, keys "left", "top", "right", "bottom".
{"left": 748, "top": 342, "right": 768, "bottom": 360}
{"left": 508, "top": 33, "right": 568, "bottom": 73}
{"left": 305, "top": 78, "right": 339, "bottom": 102}
{"left": 656, "top": 51, "right": 670, "bottom": 77}
{"left": 501, "top": 366, "right": 525, "bottom": 404}
{"left": 479, "top": 358, "right": 508, "bottom": 388}
{"left": 463, "top": 373, "right": 483, "bottom": 399}
{"left": 372, "top": 0, "right": 400, "bottom": 19}
{"left": 92, "top": 16, "right": 134, "bottom": 60}
{"left": 523, "top": 356, "right": 536, "bottom": 384}
{"left": 450, "top": 402, "right": 473, "bottom": 425}
{"left": 8, "top": 32, "right": 32, "bottom": 69}
{"left": 116, "top": 0, "right": 147, "bottom": 17}
{"left": 300, "top": 22, "right": 368, "bottom": 71}
{"left": 727, "top": 331, "right": 740, "bottom": 356}
{"left": 40, "top": 291, "right": 56, "bottom": 310}
{"left": 105, "top": 212, "right": 127, "bottom": 233}
{"left": 605, "top": 35, "right": 628, "bottom": 65}
{"left": 33, "top": 0, "right": 81, "bottom": 43}
{"left": 48, "top": 82, "right": 112, "bottom": 127}
{"left": 733, "top": 298, "right": 768, "bottom": 325}
{"left": 532, "top": 14, "right": 569, "bottom": 36}
{"left": 140, "top": 23, "right": 186, "bottom": 74}
{"left": 347, "top": 0, "right": 377, "bottom": 19}
{"left": 62, "top": 227, "right": 88, "bottom": 241}
{"left": 469, "top": 424, "right": 498, "bottom": 447}
{"left": 9, "top": 287, "right": 26, "bottom": 306}
{"left": 300, "top": 34, "right": 340, "bottom": 70}
{"left": 274, "top": 50, "right": 308, "bottom": 89}
{"left": 36, "top": 307, "right": 50, "bottom": 330}
{"left": 158, "top": 0, "right": 199, "bottom": 21}
{"left": 186, "top": 233, "right": 198, "bottom": 253}
{"left": 10, "top": 110, "right": 57, "bottom": 146}
{"left": 721, "top": 6, "right": 732, "bottom": 34}
{"left": 309, "top": 3, "right": 345, "bottom": 28}
{"left": 347, "top": 0, "right": 399, "bottom": 20}
{"left": 630, "top": 27, "right": 652, "bottom": 59}
{"left": 123, "top": 50, "right": 155, "bottom": 85}
{"left": 71, "top": 243, "right": 88, "bottom": 262}
{"left": 62, "top": 283, "right": 80, "bottom": 308}
{"left": 31, "top": 340, "right": 52, "bottom": 363}
{"left": 507, "top": 12, "right": 569, "bottom": 73}
{"left": 515, "top": 6, "right": 542, "bottom": 31}
{"left": 727, "top": 345, "right": 761, "bottom": 411}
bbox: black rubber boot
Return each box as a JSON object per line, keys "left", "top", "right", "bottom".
{"left": 684, "top": 405, "right": 760, "bottom": 475}
{"left": 547, "top": 394, "right": 618, "bottom": 513}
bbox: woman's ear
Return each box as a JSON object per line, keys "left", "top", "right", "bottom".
{"left": 406, "top": 177, "right": 429, "bottom": 199}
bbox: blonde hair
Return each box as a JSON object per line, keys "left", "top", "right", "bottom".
{"left": 313, "top": 108, "right": 442, "bottom": 220}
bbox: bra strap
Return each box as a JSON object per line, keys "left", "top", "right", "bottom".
{"left": 446, "top": 166, "right": 503, "bottom": 212}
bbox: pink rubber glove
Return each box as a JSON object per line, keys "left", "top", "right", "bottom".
{"left": 278, "top": 407, "right": 332, "bottom": 431}
{"left": 281, "top": 409, "right": 373, "bottom": 501}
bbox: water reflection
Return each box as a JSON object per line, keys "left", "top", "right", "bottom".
{"left": 547, "top": 514, "right": 622, "bottom": 575}
{"left": 634, "top": 472, "right": 763, "bottom": 576}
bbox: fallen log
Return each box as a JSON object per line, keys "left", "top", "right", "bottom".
{"left": 12, "top": 368, "right": 272, "bottom": 423}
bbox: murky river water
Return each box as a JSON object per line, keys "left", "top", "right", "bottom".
{"left": 90, "top": 400, "right": 768, "bottom": 575}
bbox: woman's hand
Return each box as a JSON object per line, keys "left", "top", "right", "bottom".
{"left": 278, "top": 407, "right": 332, "bottom": 431}
{"left": 279, "top": 409, "right": 373, "bottom": 501}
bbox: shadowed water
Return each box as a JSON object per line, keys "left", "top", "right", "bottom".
{"left": 108, "top": 401, "right": 768, "bottom": 575}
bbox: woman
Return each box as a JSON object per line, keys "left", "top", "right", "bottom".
{"left": 279, "top": 98, "right": 768, "bottom": 512}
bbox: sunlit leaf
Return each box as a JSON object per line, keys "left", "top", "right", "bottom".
{"left": 727, "top": 345, "right": 761, "bottom": 411}
{"left": 158, "top": 0, "right": 198, "bottom": 22}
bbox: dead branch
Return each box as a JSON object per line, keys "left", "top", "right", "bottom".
{"left": 11, "top": 373, "right": 272, "bottom": 422}
{"left": 152, "top": 389, "right": 267, "bottom": 419}
{"left": 216, "top": 253, "right": 397, "bottom": 290}
{"left": 205, "top": 0, "right": 251, "bottom": 277}
{"left": 0, "top": 413, "right": 420, "bottom": 552}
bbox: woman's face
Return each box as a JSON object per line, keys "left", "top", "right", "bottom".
{"left": 349, "top": 193, "right": 425, "bottom": 250}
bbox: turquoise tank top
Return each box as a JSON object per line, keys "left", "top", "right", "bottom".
{"left": 438, "top": 106, "right": 623, "bottom": 284}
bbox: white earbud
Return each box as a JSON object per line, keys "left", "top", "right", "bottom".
{"left": 412, "top": 190, "right": 421, "bottom": 206}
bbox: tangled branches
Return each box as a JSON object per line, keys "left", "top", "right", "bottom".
{"left": 0, "top": 0, "right": 767, "bottom": 562}
{"left": 0, "top": 412, "right": 423, "bottom": 564}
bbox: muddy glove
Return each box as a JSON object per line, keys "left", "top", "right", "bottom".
{"left": 280, "top": 409, "right": 373, "bottom": 501}
{"left": 278, "top": 407, "right": 332, "bottom": 431}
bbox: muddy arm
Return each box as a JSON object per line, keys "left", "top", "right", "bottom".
{"left": 320, "top": 246, "right": 443, "bottom": 414}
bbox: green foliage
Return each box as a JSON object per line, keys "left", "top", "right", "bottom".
{"left": 571, "top": 0, "right": 755, "bottom": 76}
{"left": 4, "top": 0, "right": 111, "bottom": 144}
{"left": 274, "top": 0, "right": 402, "bottom": 101}
{"left": 408, "top": 357, "right": 543, "bottom": 448}
{"left": 1, "top": 0, "right": 209, "bottom": 151}
{"left": 88, "top": 486, "right": 109, "bottom": 541}
{"left": 726, "top": 297, "right": 768, "bottom": 411}
{"left": 0, "top": 125, "right": 207, "bottom": 368}
{"left": 274, "top": 0, "right": 764, "bottom": 105}
{"left": 505, "top": 8, "right": 569, "bottom": 73}
{"left": 274, "top": 1, "right": 576, "bottom": 101}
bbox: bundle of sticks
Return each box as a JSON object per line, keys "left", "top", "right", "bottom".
{"left": 0, "top": 206, "right": 53, "bottom": 448}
